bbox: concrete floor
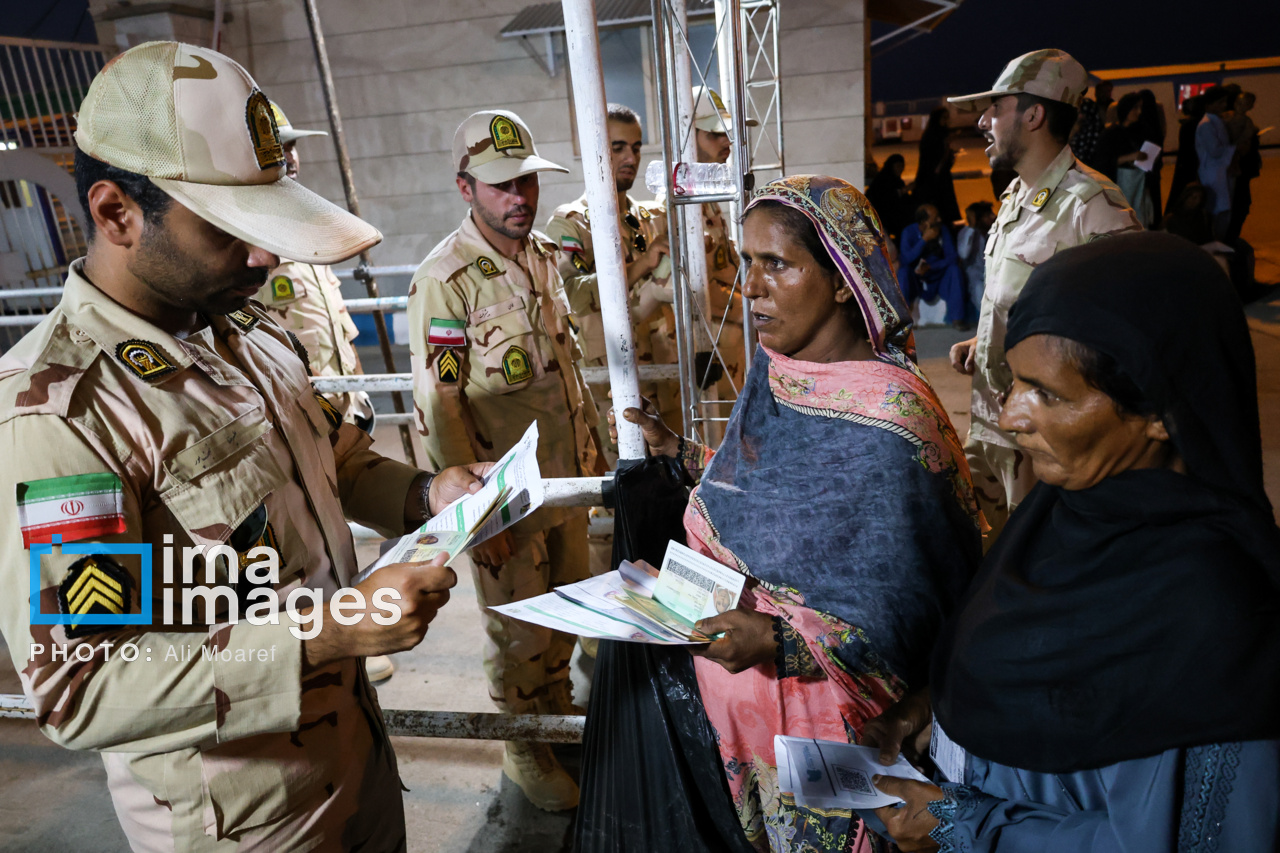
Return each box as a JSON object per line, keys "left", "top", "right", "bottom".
{"left": 2, "top": 152, "right": 1278, "bottom": 852}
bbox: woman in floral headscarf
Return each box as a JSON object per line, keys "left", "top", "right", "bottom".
{"left": 576, "top": 177, "right": 983, "bottom": 853}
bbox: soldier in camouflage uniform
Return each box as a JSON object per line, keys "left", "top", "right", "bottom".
{"left": 0, "top": 42, "right": 488, "bottom": 852}
{"left": 947, "top": 50, "right": 1142, "bottom": 543}
{"left": 544, "top": 102, "right": 673, "bottom": 448}
{"left": 255, "top": 102, "right": 374, "bottom": 433}
{"left": 408, "top": 110, "right": 601, "bottom": 812}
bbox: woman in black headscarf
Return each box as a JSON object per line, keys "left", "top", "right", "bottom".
{"left": 912, "top": 107, "right": 960, "bottom": 224}
{"left": 863, "top": 231, "right": 1280, "bottom": 852}
{"left": 866, "top": 153, "right": 911, "bottom": 240}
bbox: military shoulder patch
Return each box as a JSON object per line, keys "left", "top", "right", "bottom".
{"left": 227, "top": 310, "right": 261, "bottom": 332}
{"left": 560, "top": 235, "right": 584, "bottom": 254}
{"left": 490, "top": 115, "right": 524, "bottom": 152}
{"left": 116, "top": 340, "right": 177, "bottom": 382}
{"left": 637, "top": 206, "right": 652, "bottom": 221}
{"left": 58, "top": 554, "right": 132, "bottom": 638}
{"left": 1031, "top": 188, "right": 1051, "bottom": 208}
{"left": 245, "top": 88, "right": 285, "bottom": 171}
{"left": 437, "top": 349, "right": 460, "bottom": 383}
{"left": 313, "top": 393, "right": 343, "bottom": 431}
{"left": 501, "top": 345, "right": 533, "bottom": 385}
{"left": 571, "top": 253, "right": 591, "bottom": 273}
{"left": 476, "top": 256, "right": 502, "bottom": 278}
{"left": 270, "top": 274, "right": 297, "bottom": 301}
{"left": 286, "top": 331, "right": 313, "bottom": 374}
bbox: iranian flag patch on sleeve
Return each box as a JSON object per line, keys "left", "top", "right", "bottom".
{"left": 17, "top": 472, "right": 126, "bottom": 548}
{"left": 428, "top": 318, "right": 465, "bottom": 347}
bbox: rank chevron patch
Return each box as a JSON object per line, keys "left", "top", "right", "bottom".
{"left": 57, "top": 554, "right": 133, "bottom": 638}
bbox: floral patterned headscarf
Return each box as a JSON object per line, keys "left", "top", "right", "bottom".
{"left": 745, "top": 175, "right": 917, "bottom": 372}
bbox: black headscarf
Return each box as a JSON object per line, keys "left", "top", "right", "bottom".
{"left": 931, "top": 231, "right": 1280, "bottom": 774}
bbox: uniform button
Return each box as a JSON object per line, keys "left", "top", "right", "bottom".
{"left": 70, "top": 328, "right": 91, "bottom": 344}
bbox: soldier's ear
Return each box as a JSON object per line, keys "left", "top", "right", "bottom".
{"left": 87, "top": 180, "right": 144, "bottom": 249}
{"left": 1023, "top": 101, "right": 1048, "bottom": 133}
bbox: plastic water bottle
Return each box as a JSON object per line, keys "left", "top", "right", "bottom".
{"left": 645, "top": 160, "right": 736, "bottom": 196}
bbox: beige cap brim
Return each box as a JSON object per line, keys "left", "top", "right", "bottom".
{"left": 152, "top": 176, "right": 382, "bottom": 265}
{"left": 947, "top": 89, "right": 1010, "bottom": 113}
{"left": 694, "top": 115, "right": 760, "bottom": 133}
{"left": 468, "top": 154, "right": 569, "bottom": 185}
{"left": 279, "top": 128, "right": 329, "bottom": 143}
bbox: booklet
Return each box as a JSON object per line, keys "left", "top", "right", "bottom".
{"left": 774, "top": 735, "right": 930, "bottom": 811}
{"left": 352, "top": 421, "right": 544, "bottom": 584}
{"left": 490, "top": 541, "right": 746, "bottom": 644}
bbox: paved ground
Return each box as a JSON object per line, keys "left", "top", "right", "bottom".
{"left": 1, "top": 151, "right": 1277, "bottom": 852}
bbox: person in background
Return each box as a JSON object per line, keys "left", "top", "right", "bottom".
{"left": 898, "top": 203, "right": 967, "bottom": 329}
{"left": 1136, "top": 89, "right": 1167, "bottom": 217}
{"left": 545, "top": 102, "right": 671, "bottom": 445}
{"left": 1196, "top": 85, "right": 1238, "bottom": 240}
{"left": 1096, "top": 92, "right": 1154, "bottom": 225}
{"left": 946, "top": 48, "right": 1140, "bottom": 543}
{"left": 256, "top": 104, "right": 376, "bottom": 433}
{"left": 865, "top": 152, "right": 913, "bottom": 241}
{"left": 1226, "top": 90, "right": 1260, "bottom": 243}
{"left": 1166, "top": 94, "right": 1205, "bottom": 216}
{"left": 866, "top": 233, "right": 1280, "bottom": 853}
{"left": 1070, "top": 79, "right": 1113, "bottom": 170}
{"left": 408, "top": 110, "right": 602, "bottom": 811}
{"left": 1163, "top": 184, "right": 1260, "bottom": 302}
{"left": 913, "top": 107, "right": 961, "bottom": 224}
{"left": 957, "top": 201, "right": 995, "bottom": 326}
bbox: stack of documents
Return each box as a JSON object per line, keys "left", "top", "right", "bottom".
{"left": 353, "top": 422, "right": 544, "bottom": 584}
{"left": 492, "top": 541, "right": 745, "bottom": 644}
{"left": 774, "top": 735, "right": 930, "bottom": 810}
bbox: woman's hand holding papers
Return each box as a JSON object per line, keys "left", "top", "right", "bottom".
{"left": 691, "top": 608, "right": 778, "bottom": 674}
{"left": 871, "top": 776, "right": 943, "bottom": 852}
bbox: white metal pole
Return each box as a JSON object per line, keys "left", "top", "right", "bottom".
{"left": 671, "top": 0, "right": 711, "bottom": 317}
{"left": 561, "top": 0, "right": 645, "bottom": 460}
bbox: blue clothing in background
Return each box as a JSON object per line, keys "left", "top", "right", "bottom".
{"left": 898, "top": 223, "right": 966, "bottom": 324}
{"left": 956, "top": 225, "right": 987, "bottom": 324}
{"left": 929, "top": 740, "right": 1280, "bottom": 852}
{"left": 1195, "top": 113, "right": 1234, "bottom": 216}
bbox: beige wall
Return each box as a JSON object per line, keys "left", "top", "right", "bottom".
{"left": 88, "top": 0, "right": 867, "bottom": 274}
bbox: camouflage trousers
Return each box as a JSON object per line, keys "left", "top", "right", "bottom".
{"left": 964, "top": 434, "right": 1037, "bottom": 551}
{"left": 473, "top": 510, "right": 589, "bottom": 714}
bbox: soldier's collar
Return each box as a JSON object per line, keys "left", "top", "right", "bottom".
{"left": 59, "top": 261, "right": 194, "bottom": 384}
{"left": 1019, "top": 145, "right": 1076, "bottom": 214}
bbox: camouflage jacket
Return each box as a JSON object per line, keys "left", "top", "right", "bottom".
{"left": 0, "top": 261, "right": 422, "bottom": 850}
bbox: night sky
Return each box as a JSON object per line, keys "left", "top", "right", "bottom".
{"left": 871, "top": 0, "right": 1280, "bottom": 102}
{"left": 6, "top": 0, "right": 1278, "bottom": 103}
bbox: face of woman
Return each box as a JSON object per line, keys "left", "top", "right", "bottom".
{"left": 999, "top": 335, "right": 1172, "bottom": 490}
{"left": 741, "top": 208, "right": 864, "bottom": 362}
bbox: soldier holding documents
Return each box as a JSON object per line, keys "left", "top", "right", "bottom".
{"left": 0, "top": 42, "right": 488, "bottom": 851}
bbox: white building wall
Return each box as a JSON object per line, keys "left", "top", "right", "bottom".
{"left": 89, "top": 0, "right": 867, "bottom": 271}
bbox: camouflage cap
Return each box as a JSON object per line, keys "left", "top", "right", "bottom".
{"left": 692, "top": 86, "right": 757, "bottom": 133}
{"left": 453, "top": 110, "right": 568, "bottom": 184}
{"left": 270, "top": 101, "right": 328, "bottom": 144}
{"left": 947, "top": 49, "right": 1089, "bottom": 113}
{"left": 74, "top": 41, "right": 379, "bottom": 265}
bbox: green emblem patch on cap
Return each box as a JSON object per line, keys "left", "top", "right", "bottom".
{"left": 116, "top": 340, "right": 176, "bottom": 381}
{"left": 271, "top": 275, "right": 296, "bottom": 300}
{"left": 437, "top": 349, "right": 460, "bottom": 383}
{"left": 245, "top": 89, "right": 284, "bottom": 170}
{"left": 476, "top": 256, "right": 501, "bottom": 278}
{"left": 502, "top": 346, "right": 533, "bottom": 385}
{"left": 490, "top": 115, "right": 523, "bottom": 152}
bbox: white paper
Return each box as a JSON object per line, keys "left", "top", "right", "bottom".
{"left": 930, "top": 720, "right": 967, "bottom": 784}
{"left": 490, "top": 570, "right": 701, "bottom": 644}
{"left": 353, "top": 422, "right": 543, "bottom": 585}
{"left": 1136, "top": 141, "right": 1161, "bottom": 173}
{"left": 774, "top": 736, "right": 930, "bottom": 811}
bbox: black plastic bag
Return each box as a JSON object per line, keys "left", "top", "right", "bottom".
{"left": 575, "top": 455, "right": 755, "bottom": 853}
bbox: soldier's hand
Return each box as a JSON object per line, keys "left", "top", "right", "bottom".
{"left": 428, "top": 463, "right": 494, "bottom": 516}
{"left": 304, "top": 555, "right": 457, "bottom": 667}
{"left": 949, "top": 337, "right": 978, "bottom": 376}
{"left": 606, "top": 393, "right": 680, "bottom": 457}
{"left": 471, "top": 529, "right": 515, "bottom": 570}
{"left": 861, "top": 688, "right": 934, "bottom": 767}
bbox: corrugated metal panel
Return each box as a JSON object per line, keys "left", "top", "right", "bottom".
{"left": 501, "top": 0, "right": 714, "bottom": 37}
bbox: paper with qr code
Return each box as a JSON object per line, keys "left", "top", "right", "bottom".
{"left": 774, "top": 735, "right": 930, "bottom": 811}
